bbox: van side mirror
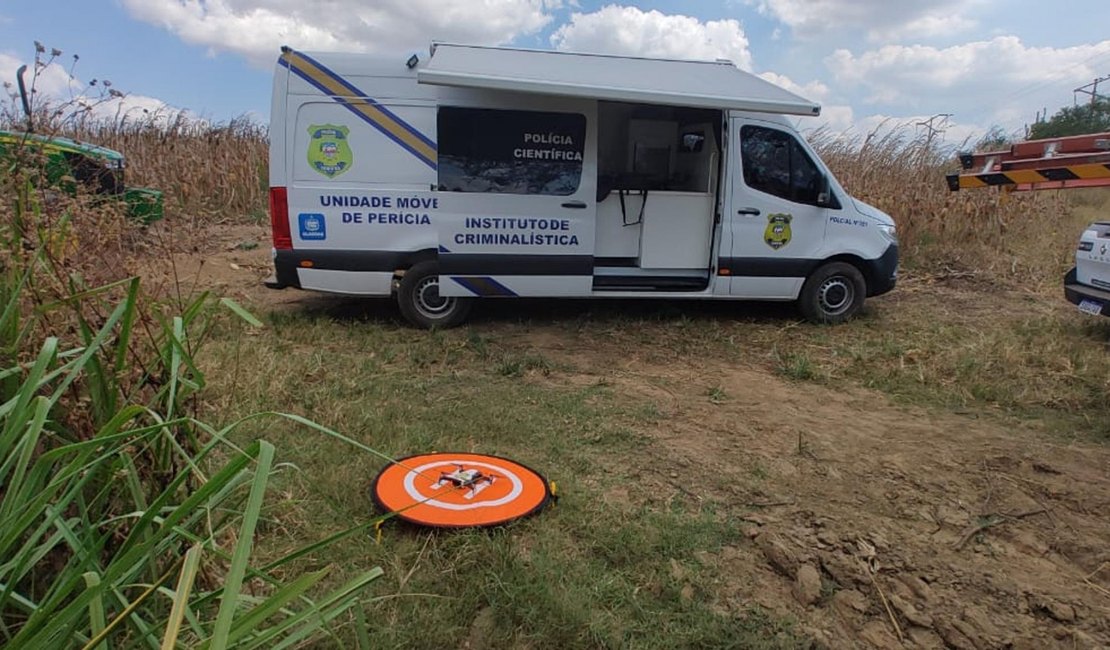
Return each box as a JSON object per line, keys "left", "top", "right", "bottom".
{"left": 817, "top": 175, "right": 832, "bottom": 207}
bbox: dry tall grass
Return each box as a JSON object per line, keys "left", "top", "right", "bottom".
{"left": 3, "top": 106, "right": 268, "bottom": 223}
{"left": 77, "top": 111, "right": 269, "bottom": 221}
{"left": 810, "top": 123, "right": 1077, "bottom": 287}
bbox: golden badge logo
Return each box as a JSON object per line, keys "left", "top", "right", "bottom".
{"left": 764, "top": 213, "right": 793, "bottom": 250}
{"left": 307, "top": 124, "right": 352, "bottom": 178}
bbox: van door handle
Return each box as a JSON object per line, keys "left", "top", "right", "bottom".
{"left": 737, "top": 207, "right": 761, "bottom": 216}
{"left": 561, "top": 200, "right": 587, "bottom": 209}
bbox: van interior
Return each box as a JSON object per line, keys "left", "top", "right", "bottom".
{"left": 593, "top": 101, "right": 723, "bottom": 291}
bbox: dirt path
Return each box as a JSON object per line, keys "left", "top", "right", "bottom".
{"left": 176, "top": 223, "right": 1110, "bottom": 648}
{"left": 518, "top": 336, "right": 1110, "bottom": 649}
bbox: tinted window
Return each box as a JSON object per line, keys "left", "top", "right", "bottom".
{"left": 740, "top": 125, "right": 824, "bottom": 206}
{"left": 438, "top": 108, "right": 586, "bottom": 196}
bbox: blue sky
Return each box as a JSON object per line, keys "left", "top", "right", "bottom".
{"left": 2, "top": 0, "right": 1109, "bottom": 141}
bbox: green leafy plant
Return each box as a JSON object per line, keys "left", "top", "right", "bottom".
{"left": 0, "top": 258, "right": 389, "bottom": 647}
{"left": 1, "top": 89, "right": 385, "bottom": 647}
{"left": 1029, "top": 98, "right": 1110, "bottom": 139}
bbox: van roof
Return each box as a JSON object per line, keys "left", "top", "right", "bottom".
{"left": 418, "top": 43, "right": 821, "bottom": 117}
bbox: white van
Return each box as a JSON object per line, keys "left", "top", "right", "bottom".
{"left": 265, "top": 43, "right": 898, "bottom": 328}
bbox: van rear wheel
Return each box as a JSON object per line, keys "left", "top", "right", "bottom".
{"left": 798, "top": 262, "right": 866, "bottom": 324}
{"left": 397, "top": 261, "right": 472, "bottom": 329}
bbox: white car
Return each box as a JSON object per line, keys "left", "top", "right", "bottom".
{"left": 1066, "top": 222, "right": 1110, "bottom": 316}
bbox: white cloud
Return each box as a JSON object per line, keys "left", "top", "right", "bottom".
{"left": 550, "top": 5, "right": 753, "bottom": 70}
{"left": 121, "top": 0, "right": 554, "bottom": 67}
{"left": 756, "top": 71, "right": 828, "bottom": 101}
{"left": 754, "top": 0, "right": 978, "bottom": 41}
{"left": 850, "top": 114, "right": 983, "bottom": 146}
{"left": 0, "top": 52, "right": 83, "bottom": 100}
{"left": 796, "top": 110, "right": 985, "bottom": 149}
{"left": 87, "top": 93, "right": 191, "bottom": 125}
{"left": 825, "top": 36, "right": 1110, "bottom": 127}
{"left": 0, "top": 53, "right": 189, "bottom": 127}
{"left": 812, "top": 104, "right": 855, "bottom": 132}
{"left": 877, "top": 13, "right": 977, "bottom": 42}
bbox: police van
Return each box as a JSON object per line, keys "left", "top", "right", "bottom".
{"left": 265, "top": 43, "right": 898, "bottom": 328}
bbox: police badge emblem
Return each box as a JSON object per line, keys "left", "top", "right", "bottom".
{"left": 764, "top": 213, "right": 792, "bottom": 250}
{"left": 306, "top": 124, "right": 353, "bottom": 178}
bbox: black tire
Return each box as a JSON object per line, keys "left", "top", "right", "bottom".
{"left": 396, "top": 261, "right": 472, "bottom": 329}
{"left": 798, "top": 262, "right": 866, "bottom": 324}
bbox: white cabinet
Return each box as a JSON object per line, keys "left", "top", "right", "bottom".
{"left": 639, "top": 193, "right": 714, "bottom": 269}
{"left": 594, "top": 191, "right": 714, "bottom": 269}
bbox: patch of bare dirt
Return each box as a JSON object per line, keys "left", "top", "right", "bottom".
{"left": 136, "top": 222, "right": 298, "bottom": 308}
{"left": 528, "top": 343, "right": 1110, "bottom": 649}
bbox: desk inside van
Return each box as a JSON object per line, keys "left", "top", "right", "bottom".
{"left": 596, "top": 191, "right": 715, "bottom": 270}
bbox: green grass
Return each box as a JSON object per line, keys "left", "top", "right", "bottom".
{"left": 189, "top": 190, "right": 1110, "bottom": 645}
{"left": 774, "top": 350, "right": 820, "bottom": 382}
{"left": 762, "top": 295, "right": 1110, "bottom": 439}
{"left": 435, "top": 276, "right": 1110, "bottom": 442}
{"left": 201, "top": 311, "right": 806, "bottom": 648}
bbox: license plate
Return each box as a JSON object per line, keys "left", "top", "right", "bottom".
{"left": 1078, "top": 299, "right": 1104, "bottom": 316}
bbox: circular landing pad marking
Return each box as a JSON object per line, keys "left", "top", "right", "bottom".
{"left": 370, "top": 453, "right": 551, "bottom": 528}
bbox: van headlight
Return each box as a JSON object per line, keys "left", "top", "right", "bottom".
{"left": 877, "top": 223, "right": 897, "bottom": 244}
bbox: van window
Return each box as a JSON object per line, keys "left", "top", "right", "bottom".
{"left": 438, "top": 107, "right": 586, "bottom": 196}
{"left": 740, "top": 125, "right": 823, "bottom": 206}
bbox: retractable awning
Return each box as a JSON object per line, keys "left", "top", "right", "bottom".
{"left": 417, "top": 43, "right": 821, "bottom": 117}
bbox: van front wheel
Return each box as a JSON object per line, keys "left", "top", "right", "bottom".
{"left": 798, "top": 262, "right": 866, "bottom": 324}
{"left": 397, "top": 262, "right": 472, "bottom": 329}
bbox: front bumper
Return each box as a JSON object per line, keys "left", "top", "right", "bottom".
{"left": 1064, "top": 266, "right": 1110, "bottom": 316}
{"left": 864, "top": 243, "right": 899, "bottom": 297}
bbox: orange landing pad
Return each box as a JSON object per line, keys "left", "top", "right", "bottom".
{"left": 370, "top": 453, "right": 551, "bottom": 528}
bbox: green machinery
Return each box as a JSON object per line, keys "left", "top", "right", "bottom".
{"left": 0, "top": 65, "right": 163, "bottom": 223}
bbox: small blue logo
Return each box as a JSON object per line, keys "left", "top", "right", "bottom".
{"left": 298, "top": 213, "right": 326, "bottom": 240}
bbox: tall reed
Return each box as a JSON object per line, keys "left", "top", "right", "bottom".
{"left": 809, "top": 123, "right": 1072, "bottom": 283}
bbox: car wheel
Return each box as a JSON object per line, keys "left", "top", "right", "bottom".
{"left": 397, "top": 261, "right": 472, "bottom": 329}
{"left": 798, "top": 262, "right": 866, "bottom": 324}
